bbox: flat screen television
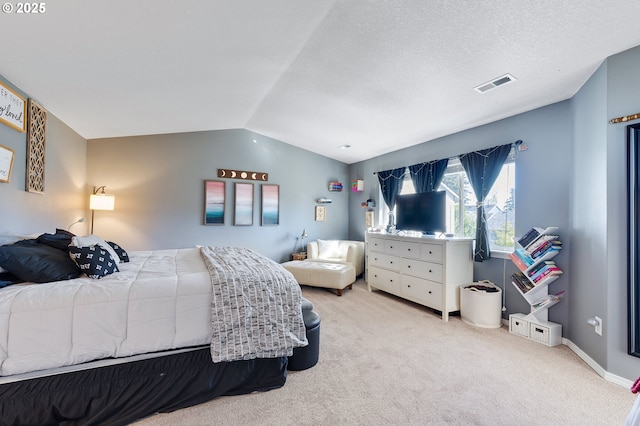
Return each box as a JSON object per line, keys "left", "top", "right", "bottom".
{"left": 395, "top": 191, "right": 446, "bottom": 235}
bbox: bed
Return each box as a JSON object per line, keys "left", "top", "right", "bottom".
{"left": 0, "top": 231, "right": 307, "bottom": 425}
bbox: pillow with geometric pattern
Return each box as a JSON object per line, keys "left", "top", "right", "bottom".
{"left": 106, "top": 241, "right": 129, "bottom": 262}
{"left": 68, "top": 244, "right": 119, "bottom": 279}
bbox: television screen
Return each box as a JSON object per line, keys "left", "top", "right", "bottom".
{"left": 395, "top": 191, "right": 446, "bottom": 235}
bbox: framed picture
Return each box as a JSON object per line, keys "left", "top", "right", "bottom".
{"left": 204, "top": 180, "right": 225, "bottom": 225}
{"left": 0, "top": 81, "right": 26, "bottom": 132}
{"left": 261, "top": 184, "right": 279, "bottom": 226}
{"left": 234, "top": 182, "right": 254, "bottom": 226}
{"left": 315, "top": 205, "right": 326, "bottom": 222}
{"left": 0, "top": 144, "right": 14, "bottom": 183}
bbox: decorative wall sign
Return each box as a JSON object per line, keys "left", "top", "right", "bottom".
{"left": 315, "top": 205, "right": 326, "bottom": 222}
{"left": 0, "top": 144, "right": 15, "bottom": 183}
{"left": 218, "top": 169, "right": 268, "bottom": 181}
{"left": 26, "top": 99, "right": 47, "bottom": 193}
{"left": 0, "top": 81, "right": 26, "bottom": 132}
{"left": 261, "top": 184, "right": 279, "bottom": 226}
{"left": 234, "top": 182, "right": 254, "bottom": 225}
{"left": 204, "top": 180, "right": 225, "bottom": 225}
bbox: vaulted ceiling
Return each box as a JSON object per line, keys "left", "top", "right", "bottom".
{"left": 2, "top": 1, "right": 640, "bottom": 163}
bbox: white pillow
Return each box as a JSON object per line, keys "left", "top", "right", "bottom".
{"left": 317, "top": 239, "right": 339, "bottom": 259}
{"left": 70, "top": 235, "right": 120, "bottom": 265}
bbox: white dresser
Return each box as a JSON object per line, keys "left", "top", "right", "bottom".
{"left": 366, "top": 232, "right": 473, "bottom": 321}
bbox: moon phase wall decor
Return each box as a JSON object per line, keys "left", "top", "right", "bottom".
{"left": 218, "top": 169, "right": 268, "bottom": 181}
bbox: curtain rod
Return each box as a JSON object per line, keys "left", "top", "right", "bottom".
{"left": 372, "top": 140, "right": 522, "bottom": 175}
{"left": 610, "top": 113, "right": 640, "bottom": 124}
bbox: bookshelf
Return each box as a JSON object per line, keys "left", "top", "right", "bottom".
{"left": 508, "top": 226, "right": 563, "bottom": 346}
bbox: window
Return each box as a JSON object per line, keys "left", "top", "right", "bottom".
{"left": 380, "top": 150, "right": 516, "bottom": 253}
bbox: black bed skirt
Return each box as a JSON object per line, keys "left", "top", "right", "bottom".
{"left": 0, "top": 347, "right": 288, "bottom": 426}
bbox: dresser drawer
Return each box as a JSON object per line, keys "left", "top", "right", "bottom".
{"left": 369, "top": 266, "right": 401, "bottom": 293}
{"left": 400, "top": 258, "right": 443, "bottom": 282}
{"left": 369, "top": 253, "right": 400, "bottom": 271}
{"left": 421, "top": 243, "right": 443, "bottom": 263}
{"left": 384, "top": 240, "right": 420, "bottom": 258}
{"left": 402, "top": 275, "right": 442, "bottom": 309}
{"left": 368, "top": 237, "right": 385, "bottom": 252}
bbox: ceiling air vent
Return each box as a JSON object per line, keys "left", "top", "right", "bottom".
{"left": 474, "top": 73, "right": 516, "bottom": 93}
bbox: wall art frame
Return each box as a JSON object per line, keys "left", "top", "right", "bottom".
{"left": 203, "top": 180, "right": 225, "bottom": 225}
{"left": 628, "top": 123, "right": 640, "bottom": 357}
{"left": 261, "top": 184, "right": 279, "bottom": 226}
{"left": 0, "top": 144, "right": 15, "bottom": 183}
{"left": 234, "top": 182, "right": 254, "bottom": 226}
{"left": 0, "top": 81, "right": 26, "bottom": 132}
{"left": 26, "top": 99, "right": 47, "bottom": 193}
{"left": 315, "top": 205, "right": 326, "bottom": 222}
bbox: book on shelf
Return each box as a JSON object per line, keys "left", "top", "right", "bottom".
{"left": 531, "top": 291, "right": 566, "bottom": 310}
{"left": 532, "top": 267, "right": 563, "bottom": 283}
{"left": 525, "top": 235, "right": 559, "bottom": 255}
{"left": 511, "top": 248, "right": 534, "bottom": 268}
{"left": 509, "top": 251, "right": 530, "bottom": 271}
{"left": 518, "top": 226, "right": 559, "bottom": 250}
{"left": 529, "top": 239, "right": 562, "bottom": 259}
{"left": 512, "top": 271, "right": 534, "bottom": 293}
{"left": 527, "top": 260, "right": 556, "bottom": 278}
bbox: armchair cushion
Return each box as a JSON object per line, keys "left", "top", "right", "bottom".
{"left": 306, "top": 240, "right": 364, "bottom": 276}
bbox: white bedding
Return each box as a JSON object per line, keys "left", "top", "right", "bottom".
{"left": 0, "top": 248, "right": 212, "bottom": 376}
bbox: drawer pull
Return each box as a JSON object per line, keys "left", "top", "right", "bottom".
{"left": 407, "top": 284, "right": 411, "bottom": 288}
{"left": 428, "top": 290, "right": 432, "bottom": 294}
{"left": 429, "top": 269, "right": 432, "bottom": 273}
{"left": 407, "top": 265, "right": 411, "bottom": 268}
{"left": 429, "top": 251, "right": 432, "bottom": 254}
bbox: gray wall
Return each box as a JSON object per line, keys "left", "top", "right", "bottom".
{"left": 604, "top": 45, "right": 640, "bottom": 379}
{"left": 349, "top": 102, "right": 572, "bottom": 327}
{"left": 0, "top": 76, "right": 88, "bottom": 236}
{"left": 570, "top": 62, "right": 608, "bottom": 367}
{"left": 86, "top": 129, "right": 349, "bottom": 262}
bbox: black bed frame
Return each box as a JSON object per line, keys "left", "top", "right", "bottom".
{"left": 0, "top": 347, "right": 288, "bottom": 425}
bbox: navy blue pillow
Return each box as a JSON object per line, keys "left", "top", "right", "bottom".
{"left": 36, "top": 228, "right": 75, "bottom": 251}
{"left": 0, "top": 239, "right": 81, "bottom": 283}
{"left": 68, "top": 245, "right": 119, "bottom": 279}
{"left": 107, "top": 241, "right": 129, "bottom": 263}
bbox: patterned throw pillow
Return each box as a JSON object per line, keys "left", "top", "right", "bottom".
{"left": 68, "top": 245, "right": 119, "bottom": 279}
{"left": 107, "top": 241, "right": 130, "bottom": 262}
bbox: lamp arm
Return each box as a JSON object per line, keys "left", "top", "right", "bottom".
{"left": 93, "top": 185, "right": 107, "bottom": 195}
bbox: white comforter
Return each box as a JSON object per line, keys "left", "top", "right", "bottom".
{"left": 0, "top": 248, "right": 212, "bottom": 376}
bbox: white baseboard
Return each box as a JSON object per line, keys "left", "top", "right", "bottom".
{"left": 563, "top": 337, "right": 633, "bottom": 388}
{"left": 501, "top": 318, "right": 632, "bottom": 388}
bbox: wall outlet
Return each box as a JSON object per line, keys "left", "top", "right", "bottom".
{"left": 595, "top": 316, "right": 603, "bottom": 336}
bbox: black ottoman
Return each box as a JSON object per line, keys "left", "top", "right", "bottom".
{"left": 288, "top": 299, "right": 320, "bottom": 371}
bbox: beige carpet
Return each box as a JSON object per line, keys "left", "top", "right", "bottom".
{"left": 134, "top": 279, "right": 636, "bottom": 425}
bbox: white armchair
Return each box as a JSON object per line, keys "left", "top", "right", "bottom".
{"left": 306, "top": 239, "right": 364, "bottom": 276}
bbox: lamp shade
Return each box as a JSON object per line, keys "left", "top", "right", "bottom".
{"left": 90, "top": 193, "right": 115, "bottom": 211}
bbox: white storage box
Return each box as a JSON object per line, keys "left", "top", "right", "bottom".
{"left": 460, "top": 280, "right": 503, "bottom": 328}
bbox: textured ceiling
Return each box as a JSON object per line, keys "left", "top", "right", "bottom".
{"left": 2, "top": 0, "right": 640, "bottom": 163}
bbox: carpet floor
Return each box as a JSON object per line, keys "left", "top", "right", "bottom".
{"left": 134, "top": 279, "right": 637, "bottom": 425}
